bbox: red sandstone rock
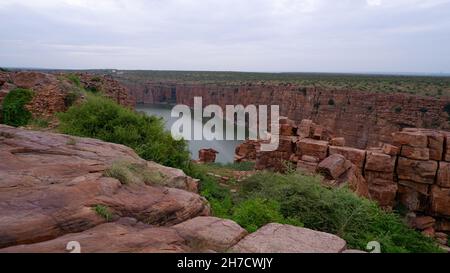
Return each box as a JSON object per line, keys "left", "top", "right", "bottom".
{"left": 400, "top": 146, "right": 430, "bottom": 161}
{"left": 445, "top": 134, "right": 450, "bottom": 161}
{"left": 0, "top": 221, "right": 191, "bottom": 253}
{"left": 422, "top": 227, "right": 435, "bottom": 238}
{"left": 230, "top": 224, "right": 347, "bottom": 253}
{"left": 298, "top": 119, "right": 313, "bottom": 138}
{"left": 397, "top": 158, "right": 438, "bottom": 184}
{"left": 330, "top": 137, "right": 345, "bottom": 147}
{"left": 368, "top": 183, "right": 398, "bottom": 208}
{"left": 365, "top": 151, "right": 395, "bottom": 173}
{"left": 297, "top": 160, "right": 318, "bottom": 174}
{"left": 0, "top": 125, "right": 209, "bottom": 249}
{"left": 173, "top": 217, "right": 248, "bottom": 252}
{"left": 329, "top": 146, "right": 366, "bottom": 169}
{"left": 313, "top": 126, "right": 324, "bottom": 140}
{"left": 301, "top": 155, "right": 319, "bottom": 163}
{"left": 398, "top": 184, "right": 429, "bottom": 212}
{"left": 393, "top": 131, "right": 428, "bottom": 148}
{"left": 317, "top": 154, "right": 352, "bottom": 180}
{"left": 365, "top": 171, "right": 394, "bottom": 185}
{"left": 437, "top": 161, "right": 450, "bottom": 188}
{"left": 382, "top": 144, "right": 400, "bottom": 156}
{"left": 342, "top": 165, "right": 369, "bottom": 198}
{"left": 12, "top": 71, "right": 56, "bottom": 89}
{"left": 436, "top": 219, "right": 450, "bottom": 232}
{"left": 430, "top": 186, "right": 450, "bottom": 217}
{"left": 198, "top": 148, "right": 218, "bottom": 163}
{"left": 409, "top": 216, "right": 436, "bottom": 230}
{"left": 297, "top": 139, "right": 329, "bottom": 160}
{"left": 280, "top": 124, "right": 295, "bottom": 136}
{"left": 398, "top": 180, "right": 430, "bottom": 195}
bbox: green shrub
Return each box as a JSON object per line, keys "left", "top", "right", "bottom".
{"left": 57, "top": 94, "right": 191, "bottom": 169}
{"left": 66, "top": 74, "right": 81, "bottom": 87}
{"left": 104, "top": 160, "right": 165, "bottom": 186}
{"left": 394, "top": 106, "right": 402, "bottom": 113}
{"left": 93, "top": 205, "right": 113, "bottom": 221}
{"left": 1, "top": 88, "right": 34, "bottom": 127}
{"left": 64, "top": 91, "right": 79, "bottom": 107}
{"left": 232, "top": 198, "right": 303, "bottom": 233}
{"left": 29, "top": 118, "right": 50, "bottom": 129}
{"left": 328, "top": 99, "right": 335, "bottom": 106}
{"left": 238, "top": 172, "right": 442, "bottom": 253}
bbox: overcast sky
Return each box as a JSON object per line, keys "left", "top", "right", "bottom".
{"left": 1, "top": 0, "right": 449, "bottom": 73}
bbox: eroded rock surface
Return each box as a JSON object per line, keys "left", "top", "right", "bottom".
{"left": 230, "top": 223, "right": 347, "bottom": 253}
{"left": 0, "top": 125, "right": 208, "bottom": 249}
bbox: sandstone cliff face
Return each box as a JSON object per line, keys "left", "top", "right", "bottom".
{"left": 125, "top": 81, "right": 450, "bottom": 150}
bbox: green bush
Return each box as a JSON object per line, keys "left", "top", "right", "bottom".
{"left": 1, "top": 88, "right": 34, "bottom": 127}
{"left": 238, "top": 172, "right": 442, "bottom": 253}
{"left": 58, "top": 94, "right": 191, "bottom": 169}
{"left": 66, "top": 74, "right": 81, "bottom": 87}
{"left": 93, "top": 205, "right": 113, "bottom": 221}
{"left": 232, "top": 198, "right": 303, "bottom": 233}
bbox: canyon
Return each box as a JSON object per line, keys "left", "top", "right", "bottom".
{"left": 122, "top": 80, "right": 450, "bottom": 150}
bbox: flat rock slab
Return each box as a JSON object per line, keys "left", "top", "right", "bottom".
{"left": 230, "top": 223, "right": 347, "bottom": 253}
{"left": 173, "top": 217, "right": 248, "bottom": 252}
{"left": 0, "top": 220, "right": 191, "bottom": 253}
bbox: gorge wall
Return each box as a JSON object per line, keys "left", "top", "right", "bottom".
{"left": 123, "top": 81, "right": 450, "bottom": 150}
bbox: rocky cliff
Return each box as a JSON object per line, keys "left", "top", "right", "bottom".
{"left": 0, "top": 125, "right": 352, "bottom": 253}
{"left": 0, "top": 71, "right": 135, "bottom": 122}
{"left": 234, "top": 117, "right": 450, "bottom": 245}
{"left": 125, "top": 81, "right": 450, "bottom": 149}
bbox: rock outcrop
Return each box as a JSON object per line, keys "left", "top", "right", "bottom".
{"left": 0, "top": 71, "right": 135, "bottom": 122}
{"left": 198, "top": 148, "right": 218, "bottom": 163}
{"left": 0, "top": 125, "right": 208, "bottom": 249}
{"left": 230, "top": 223, "right": 347, "bottom": 253}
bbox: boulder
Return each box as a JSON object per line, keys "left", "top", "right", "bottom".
{"left": 297, "top": 119, "right": 313, "bottom": 138}
{"left": 330, "top": 137, "right": 345, "bottom": 147}
{"left": 329, "top": 146, "right": 366, "bottom": 169}
{"left": 317, "top": 154, "right": 352, "bottom": 180}
{"left": 342, "top": 165, "right": 369, "bottom": 198}
{"left": 230, "top": 224, "right": 347, "bottom": 253}
{"left": 173, "top": 217, "right": 248, "bottom": 252}
{"left": 365, "top": 151, "right": 395, "bottom": 173}
{"left": 368, "top": 183, "right": 398, "bottom": 208}
{"left": 198, "top": 148, "right": 218, "bottom": 163}
{"left": 393, "top": 131, "right": 428, "bottom": 148}
{"left": 297, "top": 160, "right": 318, "bottom": 174}
{"left": 437, "top": 161, "right": 450, "bottom": 188}
{"left": 397, "top": 158, "right": 438, "bottom": 184}
{"left": 409, "top": 216, "right": 436, "bottom": 230}
{"left": 297, "top": 139, "right": 329, "bottom": 160}
{"left": 400, "top": 146, "right": 430, "bottom": 161}
{"left": 301, "top": 155, "right": 319, "bottom": 163}
{"left": 430, "top": 186, "right": 450, "bottom": 217}
{"left": 382, "top": 144, "right": 400, "bottom": 156}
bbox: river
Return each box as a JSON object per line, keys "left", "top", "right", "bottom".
{"left": 136, "top": 104, "right": 243, "bottom": 164}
